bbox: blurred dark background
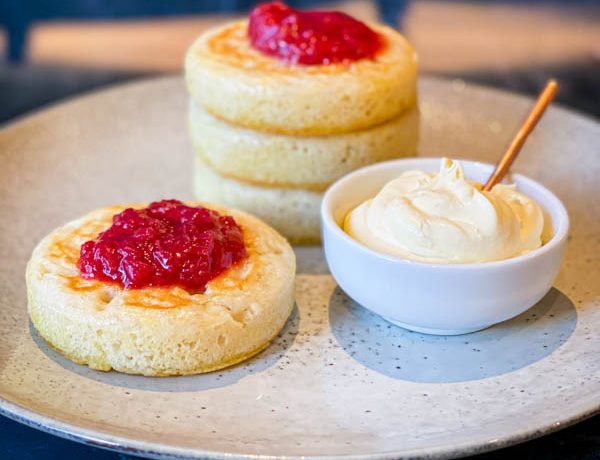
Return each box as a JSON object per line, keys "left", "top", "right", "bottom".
{"left": 0, "top": 0, "right": 599, "bottom": 125}
{"left": 0, "top": 0, "right": 599, "bottom": 459}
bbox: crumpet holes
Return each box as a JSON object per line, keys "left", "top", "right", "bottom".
{"left": 98, "top": 288, "right": 117, "bottom": 304}
{"left": 230, "top": 309, "right": 246, "bottom": 325}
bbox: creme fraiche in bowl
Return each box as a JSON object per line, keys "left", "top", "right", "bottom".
{"left": 321, "top": 157, "right": 569, "bottom": 335}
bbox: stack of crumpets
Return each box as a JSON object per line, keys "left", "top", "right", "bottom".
{"left": 185, "top": 2, "right": 419, "bottom": 244}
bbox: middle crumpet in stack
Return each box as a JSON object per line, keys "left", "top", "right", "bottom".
{"left": 186, "top": 2, "right": 419, "bottom": 244}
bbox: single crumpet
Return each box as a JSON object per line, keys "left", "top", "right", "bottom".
{"left": 26, "top": 200, "right": 295, "bottom": 376}
{"left": 189, "top": 102, "right": 419, "bottom": 191}
{"left": 194, "top": 157, "right": 322, "bottom": 244}
{"left": 185, "top": 2, "right": 417, "bottom": 135}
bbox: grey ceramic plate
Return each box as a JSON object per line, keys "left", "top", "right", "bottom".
{"left": 0, "top": 76, "right": 598, "bottom": 460}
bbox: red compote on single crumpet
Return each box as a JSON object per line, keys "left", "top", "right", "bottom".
{"left": 28, "top": 199, "right": 295, "bottom": 375}
{"left": 248, "top": 1, "right": 384, "bottom": 65}
{"left": 78, "top": 200, "right": 247, "bottom": 292}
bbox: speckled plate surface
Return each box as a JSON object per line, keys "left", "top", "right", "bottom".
{"left": 0, "top": 76, "right": 598, "bottom": 459}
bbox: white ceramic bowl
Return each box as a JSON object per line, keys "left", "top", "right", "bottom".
{"left": 321, "top": 158, "right": 569, "bottom": 335}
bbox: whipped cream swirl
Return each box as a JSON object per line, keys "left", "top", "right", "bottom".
{"left": 344, "top": 158, "right": 544, "bottom": 263}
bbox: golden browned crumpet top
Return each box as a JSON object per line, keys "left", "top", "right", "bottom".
{"left": 26, "top": 203, "right": 296, "bottom": 376}
{"left": 185, "top": 20, "right": 418, "bottom": 135}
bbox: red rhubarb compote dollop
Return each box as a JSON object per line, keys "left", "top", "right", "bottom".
{"left": 78, "top": 200, "right": 247, "bottom": 292}
{"left": 248, "top": 1, "right": 384, "bottom": 65}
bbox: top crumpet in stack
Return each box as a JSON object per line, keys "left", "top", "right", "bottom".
{"left": 186, "top": 1, "right": 419, "bottom": 243}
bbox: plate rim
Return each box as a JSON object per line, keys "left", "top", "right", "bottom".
{"left": 1, "top": 397, "right": 599, "bottom": 460}
{"left": 1, "top": 75, "right": 599, "bottom": 459}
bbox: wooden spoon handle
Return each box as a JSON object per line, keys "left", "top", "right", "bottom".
{"left": 483, "top": 80, "right": 559, "bottom": 191}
